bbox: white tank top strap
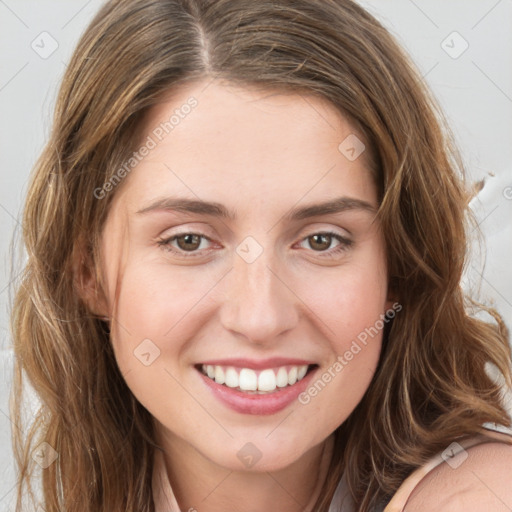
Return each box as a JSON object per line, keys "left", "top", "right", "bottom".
{"left": 382, "top": 425, "right": 512, "bottom": 512}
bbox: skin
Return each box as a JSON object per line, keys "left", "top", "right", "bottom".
{"left": 85, "top": 78, "right": 393, "bottom": 511}
{"left": 405, "top": 442, "right": 512, "bottom": 511}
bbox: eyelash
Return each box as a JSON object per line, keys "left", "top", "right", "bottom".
{"left": 156, "top": 231, "right": 353, "bottom": 260}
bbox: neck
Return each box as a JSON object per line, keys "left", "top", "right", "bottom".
{"left": 155, "top": 431, "right": 335, "bottom": 512}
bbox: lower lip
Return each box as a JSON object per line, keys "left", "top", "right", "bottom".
{"left": 197, "top": 366, "right": 318, "bottom": 415}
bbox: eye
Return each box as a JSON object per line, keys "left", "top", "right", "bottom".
{"left": 157, "top": 230, "right": 353, "bottom": 260}
{"left": 157, "top": 233, "right": 214, "bottom": 257}
{"left": 298, "top": 231, "right": 352, "bottom": 258}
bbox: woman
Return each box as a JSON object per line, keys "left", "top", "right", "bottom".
{"left": 10, "top": 0, "right": 512, "bottom": 511}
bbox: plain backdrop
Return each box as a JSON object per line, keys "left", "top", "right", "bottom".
{"left": 1, "top": 0, "right": 511, "bottom": 508}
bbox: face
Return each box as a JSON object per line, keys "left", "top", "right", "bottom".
{"left": 92, "top": 79, "right": 391, "bottom": 472}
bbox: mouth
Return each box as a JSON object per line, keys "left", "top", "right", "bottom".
{"left": 195, "top": 363, "right": 318, "bottom": 394}
{"left": 193, "top": 358, "right": 320, "bottom": 414}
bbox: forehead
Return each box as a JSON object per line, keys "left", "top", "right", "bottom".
{"left": 113, "top": 79, "right": 377, "bottom": 213}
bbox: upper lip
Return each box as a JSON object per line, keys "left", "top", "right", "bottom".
{"left": 197, "top": 357, "right": 316, "bottom": 370}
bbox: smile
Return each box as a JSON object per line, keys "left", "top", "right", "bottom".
{"left": 199, "top": 364, "right": 310, "bottom": 393}
{"left": 195, "top": 359, "right": 319, "bottom": 415}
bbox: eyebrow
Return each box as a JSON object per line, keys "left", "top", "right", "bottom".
{"left": 136, "top": 196, "right": 376, "bottom": 221}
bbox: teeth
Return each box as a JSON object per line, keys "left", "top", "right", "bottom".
{"left": 200, "top": 364, "right": 310, "bottom": 393}
{"left": 288, "top": 366, "right": 298, "bottom": 385}
{"left": 276, "top": 367, "right": 289, "bottom": 388}
{"left": 258, "top": 369, "right": 276, "bottom": 391}
{"left": 297, "top": 365, "right": 308, "bottom": 380}
{"left": 225, "top": 367, "right": 239, "bottom": 388}
{"left": 239, "top": 368, "right": 257, "bottom": 391}
{"left": 214, "top": 366, "right": 225, "bottom": 385}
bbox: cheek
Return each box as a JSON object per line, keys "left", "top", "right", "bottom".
{"left": 296, "top": 280, "right": 386, "bottom": 432}
{"left": 106, "top": 263, "right": 205, "bottom": 420}
{"left": 108, "top": 258, "right": 223, "bottom": 374}
{"left": 108, "top": 263, "right": 189, "bottom": 367}
{"left": 292, "top": 257, "right": 387, "bottom": 417}
{"left": 295, "top": 259, "right": 388, "bottom": 351}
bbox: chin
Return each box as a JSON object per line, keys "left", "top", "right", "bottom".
{"left": 198, "top": 433, "right": 314, "bottom": 473}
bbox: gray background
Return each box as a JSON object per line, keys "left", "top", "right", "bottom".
{"left": 1, "top": 0, "right": 511, "bottom": 508}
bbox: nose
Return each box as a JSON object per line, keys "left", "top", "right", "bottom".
{"left": 219, "top": 244, "right": 299, "bottom": 346}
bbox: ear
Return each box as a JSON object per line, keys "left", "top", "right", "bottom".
{"left": 72, "top": 235, "right": 110, "bottom": 320}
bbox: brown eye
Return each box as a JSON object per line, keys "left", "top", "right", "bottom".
{"left": 308, "top": 233, "right": 335, "bottom": 251}
{"left": 157, "top": 233, "right": 213, "bottom": 257}
{"left": 297, "top": 231, "right": 353, "bottom": 259}
{"left": 175, "top": 234, "right": 202, "bottom": 251}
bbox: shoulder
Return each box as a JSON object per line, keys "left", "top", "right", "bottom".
{"left": 404, "top": 439, "right": 512, "bottom": 511}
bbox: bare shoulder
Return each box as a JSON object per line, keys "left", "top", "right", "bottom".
{"left": 405, "top": 441, "right": 512, "bottom": 511}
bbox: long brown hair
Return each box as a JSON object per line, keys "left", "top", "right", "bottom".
{"left": 10, "top": 0, "right": 512, "bottom": 510}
